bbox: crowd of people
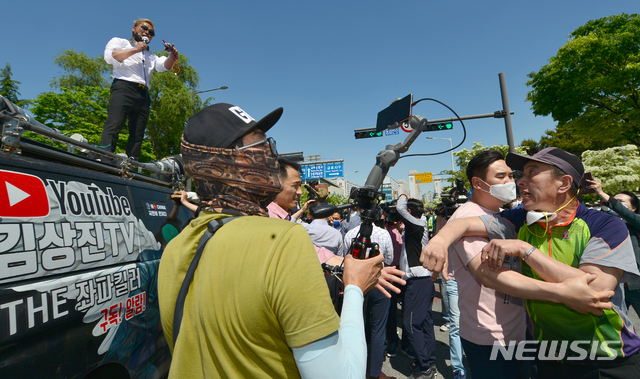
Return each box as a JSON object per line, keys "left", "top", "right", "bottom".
{"left": 112, "top": 20, "right": 640, "bottom": 379}
{"left": 150, "top": 100, "right": 640, "bottom": 379}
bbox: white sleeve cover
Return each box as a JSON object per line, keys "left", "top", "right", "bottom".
{"left": 292, "top": 285, "right": 366, "bottom": 378}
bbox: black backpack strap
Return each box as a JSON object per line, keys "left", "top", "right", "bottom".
{"left": 172, "top": 216, "right": 240, "bottom": 348}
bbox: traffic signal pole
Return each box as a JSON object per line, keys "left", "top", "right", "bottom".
{"left": 499, "top": 72, "right": 515, "bottom": 153}
{"left": 354, "top": 111, "right": 514, "bottom": 138}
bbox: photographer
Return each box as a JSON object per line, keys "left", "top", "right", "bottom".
{"left": 307, "top": 180, "right": 320, "bottom": 199}
{"left": 382, "top": 202, "right": 404, "bottom": 358}
{"left": 158, "top": 103, "right": 383, "bottom": 379}
{"left": 100, "top": 19, "right": 178, "bottom": 161}
{"left": 342, "top": 211, "right": 396, "bottom": 379}
{"left": 396, "top": 195, "right": 437, "bottom": 379}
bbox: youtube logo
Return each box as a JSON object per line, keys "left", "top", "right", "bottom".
{"left": 0, "top": 170, "right": 50, "bottom": 218}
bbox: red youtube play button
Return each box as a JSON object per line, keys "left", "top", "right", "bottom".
{"left": 0, "top": 170, "right": 50, "bottom": 218}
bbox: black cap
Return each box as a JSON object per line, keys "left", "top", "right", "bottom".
{"left": 183, "top": 103, "right": 283, "bottom": 148}
{"left": 506, "top": 147, "right": 584, "bottom": 187}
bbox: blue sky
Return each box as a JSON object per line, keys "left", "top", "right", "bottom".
{"left": 4, "top": 1, "right": 637, "bottom": 194}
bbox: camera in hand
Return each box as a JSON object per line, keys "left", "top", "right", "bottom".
{"left": 310, "top": 186, "right": 385, "bottom": 259}
{"left": 304, "top": 184, "right": 319, "bottom": 201}
{"left": 380, "top": 202, "right": 400, "bottom": 224}
{"left": 439, "top": 178, "right": 467, "bottom": 218}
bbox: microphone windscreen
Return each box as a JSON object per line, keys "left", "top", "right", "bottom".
{"left": 310, "top": 204, "right": 336, "bottom": 220}
{"left": 142, "top": 37, "right": 150, "bottom": 43}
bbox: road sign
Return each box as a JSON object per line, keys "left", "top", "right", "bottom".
{"left": 325, "top": 162, "right": 344, "bottom": 178}
{"left": 414, "top": 172, "right": 433, "bottom": 184}
{"left": 303, "top": 164, "right": 324, "bottom": 179}
{"left": 400, "top": 122, "right": 412, "bottom": 133}
{"left": 384, "top": 128, "right": 399, "bottom": 136}
{"left": 300, "top": 161, "right": 344, "bottom": 179}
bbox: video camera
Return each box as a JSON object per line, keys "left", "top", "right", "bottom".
{"left": 380, "top": 202, "right": 400, "bottom": 224}
{"left": 438, "top": 178, "right": 467, "bottom": 218}
{"left": 304, "top": 182, "right": 320, "bottom": 201}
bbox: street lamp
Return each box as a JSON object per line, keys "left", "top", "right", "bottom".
{"left": 192, "top": 86, "right": 228, "bottom": 100}
{"left": 344, "top": 171, "right": 358, "bottom": 196}
{"left": 426, "top": 137, "right": 454, "bottom": 172}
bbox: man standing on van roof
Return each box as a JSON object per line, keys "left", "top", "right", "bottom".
{"left": 100, "top": 19, "right": 178, "bottom": 161}
{"left": 158, "top": 103, "right": 383, "bottom": 378}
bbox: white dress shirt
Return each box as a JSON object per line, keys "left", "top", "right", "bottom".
{"left": 104, "top": 37, "right": 168, "bottom": 89}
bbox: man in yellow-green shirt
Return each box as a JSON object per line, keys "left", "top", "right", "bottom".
{"left": 158, "top": 103, "right": 383, "bottom": 379}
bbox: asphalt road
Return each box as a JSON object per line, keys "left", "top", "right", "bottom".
{"left": 380, "top": 280, "right": 640, "bottom": 379}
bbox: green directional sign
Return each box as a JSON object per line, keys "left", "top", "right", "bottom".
{"left": 426, "top": 122, "right": 453, "bottom": 132}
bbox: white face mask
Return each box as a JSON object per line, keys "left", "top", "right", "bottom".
{"left": 478, "top": 179, "right": 517, "bottom": 203}
{"left": 526, "top": 211, "right": 557, "bottom": 225}
{"left": 525, "top": 191, "right": 579, "bottom": 229}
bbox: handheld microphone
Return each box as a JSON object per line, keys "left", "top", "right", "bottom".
{"left": 141, "top": 37, "right": 150, "bottom": 51}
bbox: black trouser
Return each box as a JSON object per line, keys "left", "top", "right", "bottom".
{"left": 100, "top": 79, "right": 150, "bottom": 160}
{"left": 365, "top": 288, "right": 390, "bottom": 377}
{"left": 386, "top": 283, "right": 401, "bottom": 346}
{"left": 403, "top": 276, "right": 436, "bottom": 371}
{"left": 461, "top": 338, "right": 530, "bottom": 379}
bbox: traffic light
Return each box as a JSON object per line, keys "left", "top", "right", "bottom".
{"left": 354, "top": 129, "right": 384, "bottom": 139}
{"left": 425, "top": 122, "right": 453, "bottom": 132}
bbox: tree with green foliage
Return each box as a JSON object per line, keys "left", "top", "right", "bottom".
{"left": 582, "top": 144, "right": 640, "bottom": 197}
{"left": 526, "top": 13, "right": 640, "bottom": 156}
{"left": 50, "top": 50, "right": 111, "bottom": 90}
{"left": 0, "top": 63, "right": 30, "bottom": 108}
{"left": 30, "top": 49, "right": 209, "bottom": 162}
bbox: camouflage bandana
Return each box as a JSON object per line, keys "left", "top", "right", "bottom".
{"left": 181, "top": 137, "right": 281, "bottom": 217}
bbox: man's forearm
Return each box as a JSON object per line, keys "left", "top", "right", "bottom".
{"left": 434, "top": 217, "right": 486, "bottom": 247}
{"left": 473, "top": 264, "right": 613, "bottom": 315}
{"left": 293, "top": 285, "right": 366, "bottom": 379}
{"left": 483, "top": 242, "right": 619, "bottom": 293}
{"left": 475, "top": 265, "right": 565, "bottom": 302}
{"left": 112, "top": 48, "right": 139, "bottom": 62}
{"left": 163, "top": 55, "right": 176, "bottom": 70}
{"left": 520, "top": 248, "right": 586, "bottom": 283}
